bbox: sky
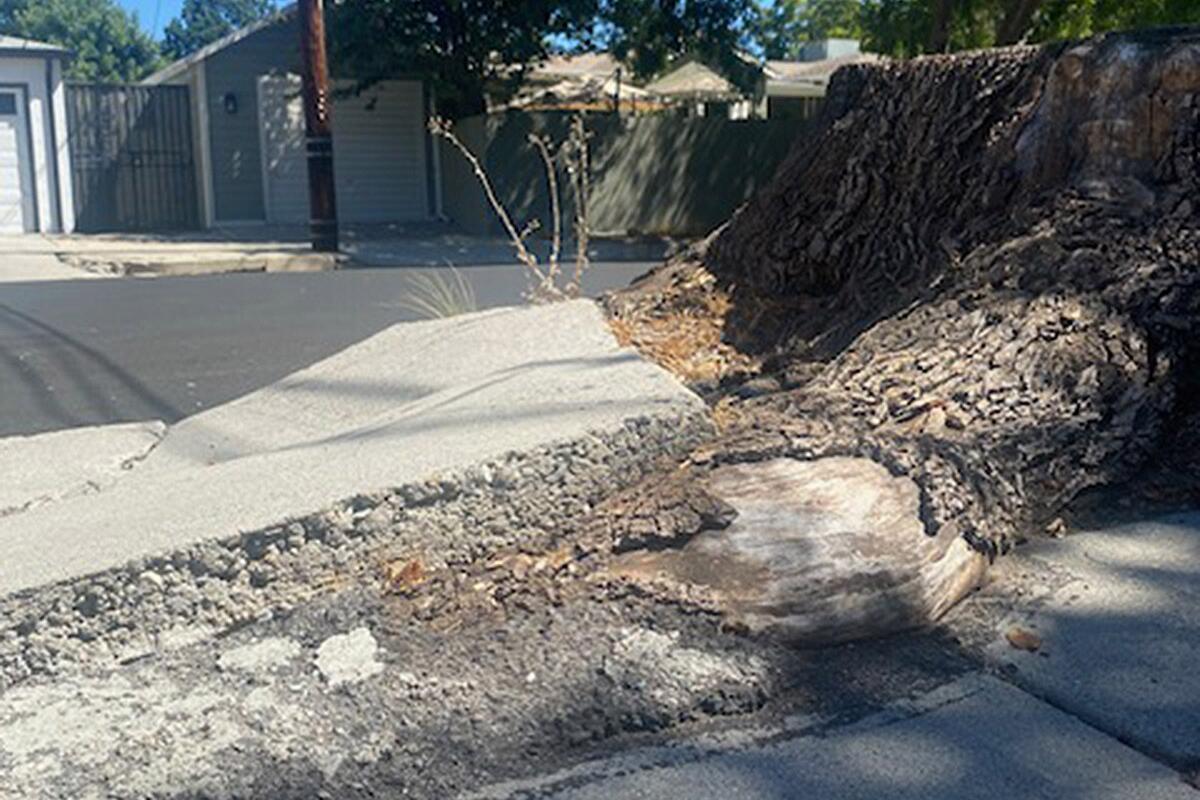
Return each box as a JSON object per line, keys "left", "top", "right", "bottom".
{"left": 119, "top": 0, "right": 284, "bottom": 38}
{"left": 119, "top": 0, "right": 185, "bottom": 37}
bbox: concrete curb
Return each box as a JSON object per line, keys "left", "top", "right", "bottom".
{"left": 60, "top": 251, "right": 346, "bottom": 278}
{"left": 0, "top": 412, "right": 710, "bottom": 689}
{"left": 0, "top": 300, "right": 711, "bottom": 688}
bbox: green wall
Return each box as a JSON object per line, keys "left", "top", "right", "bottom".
{"left": 439, "top": 111, "right": 801, "bottom": 238}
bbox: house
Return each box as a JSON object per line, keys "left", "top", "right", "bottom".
{"left": 761, "top": 40, "right": 882, "bottom": 120}
{"left": 644, "top": 59, "right": 756, "bottom": 119}
{"left": 645, "top": 40, "right": 879, "bottom": 120}
{"left": 525, "top": 53, "right": 622, "bottom": 86}
{"left": 142, "top": 5, "right": 439, "bottom": 230}
{"left": 498, "top": 53, "right": 661, "bottom": 114}
{"left": 0, "top": 36, "right": 74, "bottom": 234}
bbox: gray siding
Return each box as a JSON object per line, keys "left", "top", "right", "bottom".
{"left": 204, "top": 17, "right": 300, "bottom": 221}
{"left": 259, "top": 76, "right": 429, "bottom": 223}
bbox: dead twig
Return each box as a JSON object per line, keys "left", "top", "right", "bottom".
{"left": 428, "top": 117, "right": 552, "bottom": 293}
{"left": 431, "top": 114, "right": 594, "bottom": 302}
{"left": 564, "top": 114, "right": 592, "bottom": 295}
{"left": 529, "top": 133, "right": 562, "bottom": 286}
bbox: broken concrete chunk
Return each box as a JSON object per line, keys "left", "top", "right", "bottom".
{"left": 612, "top": 457, "right": 987, "bottom": 645}
{"left": 316, "top": 627, "right": 384, "bottom": 687}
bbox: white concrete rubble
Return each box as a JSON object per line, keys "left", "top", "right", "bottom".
{"left": 315, "top": 627, "right": 385, "bottom": 686}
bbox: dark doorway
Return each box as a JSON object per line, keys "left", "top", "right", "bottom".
{"left": 66, "top": 84, "right": 201, "bottom": 232}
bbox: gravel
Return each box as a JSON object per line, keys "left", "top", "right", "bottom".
{"left": 0, "top": 413, "right": 709, "bottom": 690}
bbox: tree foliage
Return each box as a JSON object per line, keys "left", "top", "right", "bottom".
{"left": 602, "top": 0, "right": 759, "bottom": 89}
{"left": 0, "top": 0, "right": 160, "bottom": 82}
{"left": 752, "top": 0, "right": 862, "bottom": 59}
{"left": 161, "top": 0, "right": 275, "bottom": 61}
{"left": 755, "top": 1, "right": 1200, "bottom": 58}
{"left": 331, "top": 0, "right": 600, "bottom": 120}
{"left": 332, "top": 0, "right": 765, "bottom": 118}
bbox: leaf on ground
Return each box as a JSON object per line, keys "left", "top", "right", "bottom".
{"left": 384, "top": 558, "right": 428, "bottom": 594}
{"left": 1045, "top": 517, "right": 1069, "bottom": 538}
{"left": 1006, "top": 625, "right": 1042, "bottom": 652}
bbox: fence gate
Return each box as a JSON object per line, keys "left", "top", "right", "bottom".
{"left": 66, "top": 84, "right": 200, "bottom": 232}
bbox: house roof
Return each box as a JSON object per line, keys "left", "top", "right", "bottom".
{"left": 645, "top": 60, "right": 739, "bottom": 99}
{"left": 764, "top": 52, "right": 883, "bottom": 88}
{"left": 503, "top": 74, "right": 650, "bottom": 110}
{"left": 528, "top": 53, "right": 621, "bottom": 83}
{"left": 141, "top": 3, "right": 297, "bottom": 85}
{"left": 0, "top": 35, "right": 70, "bottom": 59}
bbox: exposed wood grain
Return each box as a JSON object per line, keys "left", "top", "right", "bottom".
{"left": 610, "top": 458, "right": 986, "bottom": 644}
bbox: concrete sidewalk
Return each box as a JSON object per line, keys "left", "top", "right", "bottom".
{"left": 0, "top": 235, "right": 102, "bottom": 282}
{"left": 492, "top": 676, "right": 1195, "bottom": 800}
{"left": 474, "top": 509, "right": 1200, "bottom": 799}
{"left": 38, "top": 224, "right": 678, "bottom": 276}
{"left": 982, "top": 513, "right": 1200, "bottom": 770}
{"left": 0, "top": 300, "right": 704, "bottom": 599}
{"left": 0, "top": 421, "right": 164, "bottom": 516}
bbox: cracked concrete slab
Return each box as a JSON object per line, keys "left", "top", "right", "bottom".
{"left": 492, "top": 675, "right": 1196, "bottom": 800}
{"left": 0, "top": 420, "right": 165, "bottom": 516}
{"left": 0, "top": 300, "right": 704, "bottom": 599}
{"left": 980, "top": 513, "right": 1200, "bottom": 770}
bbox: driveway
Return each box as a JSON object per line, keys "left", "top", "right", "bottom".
{"left": 0, "top": 262, "right": 654, "bottom": 436}
{"left": 0, "top": 235, "right": 102, "bottom": 282}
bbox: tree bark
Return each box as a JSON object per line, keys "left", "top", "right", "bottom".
{"left": 605, "top": 30, "right": 1200, "bottom": 641}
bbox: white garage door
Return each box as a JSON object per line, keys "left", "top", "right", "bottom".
{"left": 0, "top": 89, "right": 34, "bottom": 234}
{"left": 258, "top": 77, "right": 429, "bottom": 224}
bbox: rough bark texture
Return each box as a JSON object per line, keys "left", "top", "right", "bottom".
{"left": 610, "top": 28, "right": 1200, "bottom": 565}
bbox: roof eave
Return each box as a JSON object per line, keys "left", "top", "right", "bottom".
{"left": 0, "top": 46, "right": 70, "bottom": 60}
{"left": 140, "top": 3, "right": 297, "bottom": 86}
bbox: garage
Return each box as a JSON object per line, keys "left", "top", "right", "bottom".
{"left": 141, "top": 7, "right": 437, "bottom": 229}
{"left": 0, "top": 36, "right": 75, "bottom": 234}
{"left": 258, "top": 77, "right": 430, "bottom": 224}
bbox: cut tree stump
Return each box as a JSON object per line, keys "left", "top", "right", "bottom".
{"left": 611, "top": 457, "right": 987, "bottom": 645}
{"left": 609, "top": 27, "right": 1200, "bottom": 569}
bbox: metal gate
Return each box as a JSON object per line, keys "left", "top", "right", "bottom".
{"left": 66, "top": 84, "right": 200, "bottom": 232}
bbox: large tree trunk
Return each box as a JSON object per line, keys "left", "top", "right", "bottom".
{"left": 995, "top": 0, "right": 1044, "bottom": 45}
{"left": 605, "top": 29, "right": 1200, "bottom": 643}
{"left": 927, "top": 0, "right": 955, "bottom": 53}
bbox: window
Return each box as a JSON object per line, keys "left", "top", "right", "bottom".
{"left": 0, "top": 93, "right": 16, "bottom": 115}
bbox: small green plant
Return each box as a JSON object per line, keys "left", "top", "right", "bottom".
{"left": 396, "top": 266, "right": 479, "bottom": 319}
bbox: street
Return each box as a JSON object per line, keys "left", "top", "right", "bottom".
{"left": 0, "top": 262, "right": 652, "bottom": 437}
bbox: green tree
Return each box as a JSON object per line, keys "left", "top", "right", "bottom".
{"left": 855, "top": 0, "right": 1200, "bottom": 57}
{"left": 753, "top": 0, "right": 863, "bottom": 59}
{"left": 0, "top": 0, "right": 160, "bottom": 81}
{"left": 601, "top": 0, "right": 759, "bottom": 89}
{"left": 332, "top": 0, "right": 768, "bottom": 118}
{"left": 331, "top": 0, "right": 601, "bottom": 119}
{"left": 161, "top": 0, "right": 275, "bottom": 61}
{"left": 1031, "top": 0, "right": 1200, "bottom": 42}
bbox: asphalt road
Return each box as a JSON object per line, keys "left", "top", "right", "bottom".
{"left": 0, "top": 262, "right": 653, "bottom": 437}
